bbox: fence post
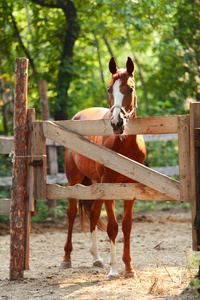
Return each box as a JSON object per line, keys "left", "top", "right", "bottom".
{"left": 24, "top": 108, "right": 35, "bottom": 270}
{"left": 39, "top": 79, "right": 57, "bottom": 217}
{"left": 10, "top": 58, "right": 28, "bottom": 280}
{"left": 190, "top": 102, "right": 200, "bottom": 251}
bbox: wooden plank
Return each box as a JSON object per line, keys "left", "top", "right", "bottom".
{"left": 43, "top": 121, "right": 180, "bottom": 200}
{"left": 38, "top": 80, "right": 50, "bottom": 121}
{"left": 24, "top": 108, "right": 35, "bottom": 270}
{"left": 46, "top": 183, "right": 176, "bottom": 201}
{"left": 46, "top": 173, "right": 67, "bottom": 184}
{"left": 52, "top": 115, "right": 179, "bottom": 136}
{"left": 10, "top": 58, "right": 28, "bottom": 281}
{"left": 38, "top": 79, "right": 57, "bottom": 216}
{"left": 0, "top": 176, "right": 12, "bottom": 186}
{"left": 0, "top": 132, "right": 179, "bottom": 148}
{"left": 178, "top": 115, "right": 191, "bottom": 203}
{"left": 0, "top": 136, "right": 14, "bottom": 154}
{"left": 0, "top": 198, "right": 11, "bottom": 215}
{"left": 32, "top": 122, "right": 47, "bottom": 200}
{"left": 47, "top": 145, "right": 58, "bottom": 217}
{"left": 144, "top": 133, "right": 178, "bottom": 142}
{"left": 0, "top": 165, "right": 181, "bottom": 187}
{"left": 0, "top": 173, "right": 67, "bottom": 186}
{"left": 48, "top": 146, "right": 58, "bottom": 175}
{"left": 190, "top": 103, "right": 200, "bottom": 251}
{"left": 152, "top": 166, "right": 179, "bottom": 176}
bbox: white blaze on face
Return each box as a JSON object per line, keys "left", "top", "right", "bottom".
{"left": 112, "top": 79, "right": 124, "bottom": 125}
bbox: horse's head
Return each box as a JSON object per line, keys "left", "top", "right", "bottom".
{"left": 108, "top": 57, "right": 137, "bottom": 135}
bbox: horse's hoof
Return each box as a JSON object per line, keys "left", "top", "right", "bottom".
{"left": 60, "top": 261, "right": 71, "bottom": 269}
{"left": 107, "top": 273, "right": 120, "bottom": 279}
{"left": 93, "top": 259, "right": 104, "bottom": 268}
{"left": 124, "top": 270, "right": 135, "bottom": 278}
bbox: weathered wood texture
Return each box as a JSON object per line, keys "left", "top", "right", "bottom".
{"left": 24, "top": 109, "right": 35, "bottom": 270}
{"left": 0, "top": 136, "right": 14, "bottom": 154}
{"left": 144, "top": 133, "right": 178, "bottom": 142}
{"left": 46, "top": 183, "right": 175, "bottom": 201}
{"left": 38, "top": 80, "right": 50, "bottom": 121}
{"left": 0, "top": 133, "right": 179, "bottom": 154}
{"left": 32, "top": 122, "right": 47, "bottom": 200}
{"left": 38, "top": 79, "right": 57, "bottom": 216}
{"left": 10, "top": 58, "right": 28, "bottom": 280}
{"left": 0, "top": 133, "right": 180, "bottom": 189}
{"left": 53, "top": 115, "right": 179, "bottom": 136}
{"left": 190, "top": 103, "right": 200, "bottom": 251}
{"left": 0, "top": 199, "right": 11, "bottom": 215}
{"left": 47, "top": 145, "right": 58, "bottom": 217}
{"left": 178, "top": 115, "right": 191, "bottom": 202}
{"left": 43, "top": 121, "right": 180, "bottom": 200}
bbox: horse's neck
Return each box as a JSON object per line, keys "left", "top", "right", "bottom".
{"left": 111, "top": 134, "right": 137, "bottom": 154}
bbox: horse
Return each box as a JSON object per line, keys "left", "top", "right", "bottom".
{"left": 60, "top": 57, "right": 146, "bottom": 278}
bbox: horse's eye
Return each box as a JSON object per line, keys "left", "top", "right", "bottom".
{"left": 130, "top": 87, "right": 134, "bottom": 93}
{"left": 107, "top": 87, "right": 111, "bottom": 94}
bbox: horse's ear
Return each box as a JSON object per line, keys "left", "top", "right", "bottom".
{"left": 109, "top": 57, "right": 118, "bottom": 74}
{"left": 126, "top": 57, "right": 134, "bottom": 75}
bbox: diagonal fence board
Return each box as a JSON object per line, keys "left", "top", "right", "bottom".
{"left": 53, "top": 115, "right": 179, "bottom": 136}
{"left": 43, "top": 121, "right": 180, "bottom": 200}
{"left": 46, "top": 183, "right": 175, "bottom": 201}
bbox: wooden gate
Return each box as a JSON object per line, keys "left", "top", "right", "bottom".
{"left": 9, "top": 58, "right": 200, "bottom": 280}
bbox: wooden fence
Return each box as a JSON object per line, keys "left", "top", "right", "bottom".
{"left": 0, "top": 58, "right": 200, "bottom": 281}
{"left": 0, "top": 133, "right": 179, "bottom": 185}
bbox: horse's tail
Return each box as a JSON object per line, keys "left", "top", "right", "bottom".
{"left": 78, "top": 200, "right": 107, "bottom": 234}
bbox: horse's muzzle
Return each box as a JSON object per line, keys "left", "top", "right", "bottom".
{"left": 110, "top": 117, "right": 124, "bottom": 134}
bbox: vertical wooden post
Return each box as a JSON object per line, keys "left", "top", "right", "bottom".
{"left": 178, "top": 115, "right": 191, "bottom": 202}
{"left": 38, "top": 80, "right": 50, "bottom": 121}
{"left": 38, "top": 79, "right": 57, "bottom": 217}
{"left": 32, "top": 121, "right": 47, "bottom": 200}
{"left": 10, "top": 58, "right": 28, "bottom": 280}
{"left": 190, "top": 103, "right": 200, "bottom": 251}
{"left": 24, "top": 108, "right": 35, "bottom": 270}
{"left": 47, "top": 145, "right": 58, "bottom": 217}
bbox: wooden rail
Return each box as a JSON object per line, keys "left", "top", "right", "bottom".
{"left": 1, "top": 58, "right": 200, "bottom": 282}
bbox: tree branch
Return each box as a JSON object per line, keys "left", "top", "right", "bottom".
{"left": 126, "top": 32, "right": 149, "bottom": 113}
{"left": 103, "top": 34, "right": 114, "bottom": 57}
{"left": 31, "top": 0, "right": 80, "bottom": 120}
{"left": 10, "top": 13, "right": 38, "bottom": 76}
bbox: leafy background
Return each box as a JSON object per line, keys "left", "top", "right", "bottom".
{"left": 0, "top": 0, "right": 199, "bottom": 220}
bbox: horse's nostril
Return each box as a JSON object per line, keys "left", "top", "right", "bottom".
{"left": 110, "top": 120, "right": 115, "bottom": 128}
{"left": 117, "top": 118, "right": 123, "bottom": 127}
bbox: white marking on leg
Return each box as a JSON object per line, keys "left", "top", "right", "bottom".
{"left": 112, "top": 79, "right": 123, "bottom": 125}
{"left": 90, "top": 227, "right": 104, "bottom": 267}
{"left": 108, "top": 241, "right": 119, "bottom": 277}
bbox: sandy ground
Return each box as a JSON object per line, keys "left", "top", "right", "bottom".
{"left": 1, "top": 208, "right": 200, "bottom": 299}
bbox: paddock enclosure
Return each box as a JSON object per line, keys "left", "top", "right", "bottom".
{"left": 0, "top": 58, "right": 200, "bottom": 281}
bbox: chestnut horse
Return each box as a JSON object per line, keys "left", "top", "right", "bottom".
{"left": 61, "top": 57, "right": 146, "bottom": 277}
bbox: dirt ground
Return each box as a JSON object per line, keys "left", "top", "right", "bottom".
{"left": 1, "top": 208, "right": 200, "bottom": 300}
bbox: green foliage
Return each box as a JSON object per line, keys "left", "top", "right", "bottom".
{"left": 114, "top": 199, "right": 190, "bottom": 215}
{"left": 31, "top": 199, "right": 68, "bottom": 222}
{"left": 1, "top": 0, "right": 199, "bottom": 220}
{"left": 31, "top": 200, "right": 50, "bottom": 222}
{"left": 1, "top": 0, "right": 199, "bottom": 124}
{"left": 184, "top": 253, "right": 200, "bottom": 295}
{"left": 145, "top": 140, "right": 179, "bottom": 167}
{"left": 0, "top": 154, "right": 13, "bottom": 176}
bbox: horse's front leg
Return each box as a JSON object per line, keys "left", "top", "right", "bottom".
{"left": 89, "top": 200, "right": 104, "bottom": 268}
{"left": 60, "top": 199, "right": 77, "bottom": 268}
{"left": 104, "top": 200, "right": 119, "bottom": 278}
{"left": 122, "top": 200, "right": 135, "bottom": 277}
